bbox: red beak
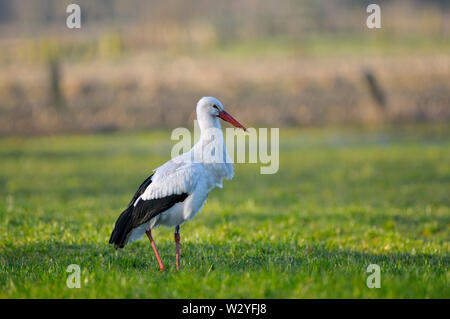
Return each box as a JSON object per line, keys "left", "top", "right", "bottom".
{"left": 219, "top": 110, "right": 247, "bottom": 131}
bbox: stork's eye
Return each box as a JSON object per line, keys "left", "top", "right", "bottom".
{"left": 213, "top": 105, "right": 219, "bottom": 110}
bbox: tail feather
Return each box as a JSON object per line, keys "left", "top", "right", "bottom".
{"left": 109, "top": 206, "right": 134, "bottom": 249}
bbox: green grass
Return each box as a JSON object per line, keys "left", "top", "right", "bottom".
{"left": 0, "top": 125, "right": 449, "bottom": 298}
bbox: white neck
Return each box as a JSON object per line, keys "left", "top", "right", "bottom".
{"left": 185, "top": 103, "right": 234, "bottom": 181}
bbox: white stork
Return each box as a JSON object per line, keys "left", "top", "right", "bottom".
{"left": 109, "top": 97, "right": 246, "bottom": 271}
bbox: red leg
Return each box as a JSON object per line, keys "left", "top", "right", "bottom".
{"left": 175, "top": 225, "right": 181, "bottom": 270}
{"left": 146, "top": 229, "right": 165, "bottom": 271}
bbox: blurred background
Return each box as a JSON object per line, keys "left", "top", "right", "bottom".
{"left": 1, "top": 1, "right": 449, "bottom": 299}
{"left": 0, "top": 0, "right": 449, "bottom": 135}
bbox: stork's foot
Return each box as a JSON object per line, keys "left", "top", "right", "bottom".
{"left": 146, "top": 230, "right": 165, "bottom": 272}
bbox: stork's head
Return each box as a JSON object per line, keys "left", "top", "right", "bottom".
{"left": 196, "top": 97, "right": 246, "bottom": 131}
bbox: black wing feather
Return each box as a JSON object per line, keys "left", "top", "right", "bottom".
{"left": 109, "top": 173, "right": 188, "bottom": 249}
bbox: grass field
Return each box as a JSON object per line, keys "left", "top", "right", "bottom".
{"left": 0, "top": 125, "right": 449, "bottom": 298}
